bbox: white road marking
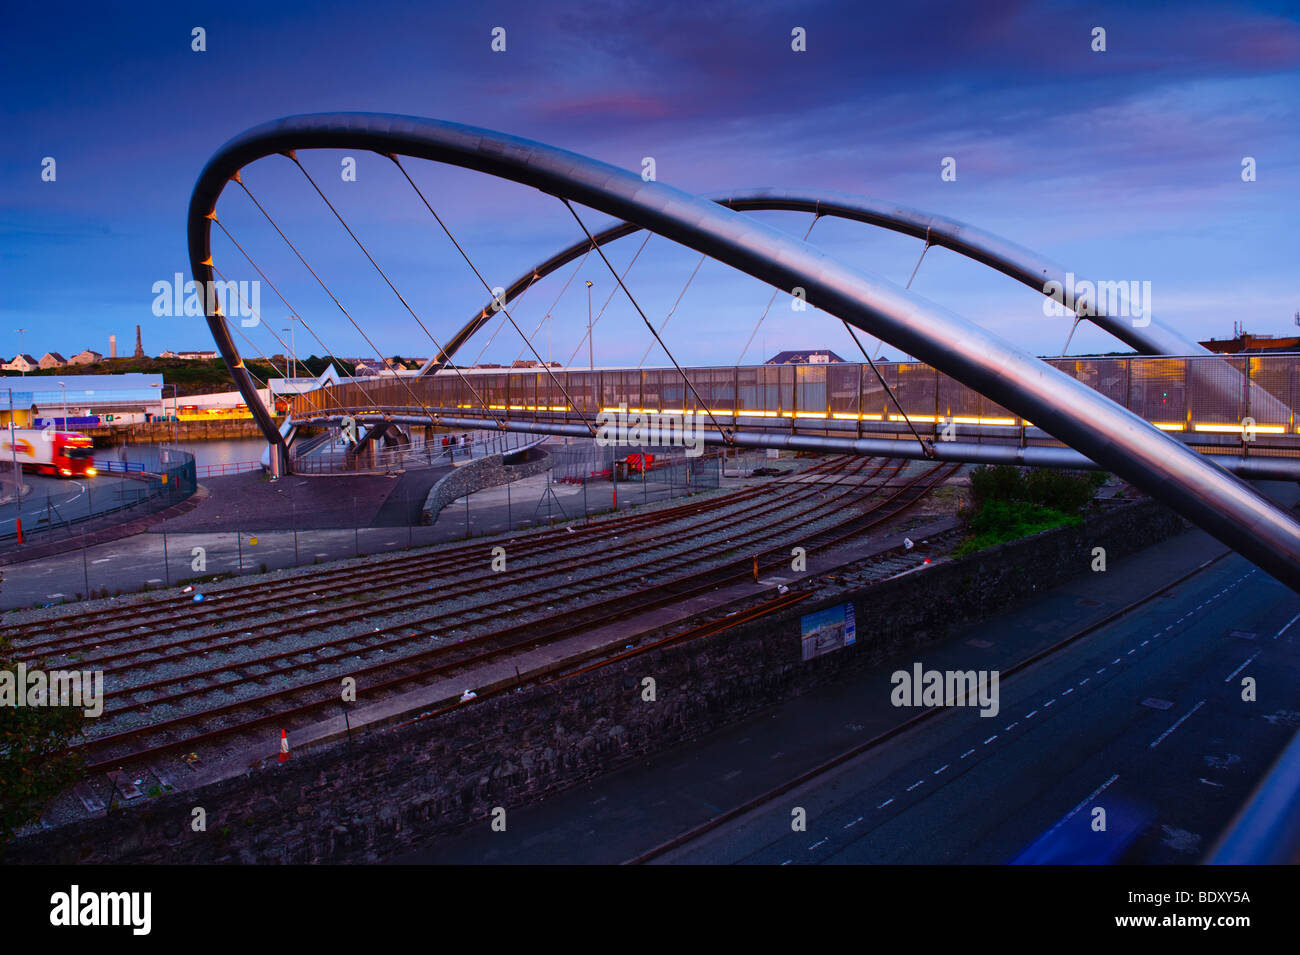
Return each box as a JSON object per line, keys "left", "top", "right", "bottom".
{"left": 878, "top": 798, "right": 894, "bottom": 808}
{"left": 1141, "top": 640, "right": 1149, "bottom": 646}
{"left": 1034, "top": 774, "right": 1120, "bottom": 846}
{"left": 1127, "top": 648, "right": 1136, "bottom": 655}
{"left": 1062, "top": 688, "right": 1074, "bottom": 696}
{"left": 983, "top": 735, "right": 998, "bottom": 745}
{"left": 1079, "top": 678, "right": 1089, "bottom": 686}
{"left": 906, "top": 780, "right": 924, "bottom": 792}
{"left": 809, "top": 838, "right": 828, "bottom": 850}
{"left": 1224, "top": 652, "right": 1260, "bottom": 683}
{"left": 843, "top": 817, "right": 862, "bottom": 829}
{"left": 1112, "top": 658, "right": 1121, "bottom": 665}
{"left": 1044, "top": 699, "right": 1055, "bottom": 708}
{"left": 933, "top": 764, "right": 949, "bottom": 775}
{"left": 1149, "top": 699, "right": 1207, "bottom": 749}
{"left": 1026, "top": 710, "right": 1038, "bottom": 719}
{"left": 1005, "top": 722, "right": 1019, "bottom": 731}
{"left": 1276, "top": 612, "right": 1300, "bottom": 640}
{"left": 1199, "top": 778, "right": 1224, "bottom": 788}
{"left": 960, "top": 749, "right": 975, "bottom": 759}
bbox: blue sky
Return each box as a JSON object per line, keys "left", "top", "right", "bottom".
{"left": 2, "top": 0, "right": 1297, "bottom": 368}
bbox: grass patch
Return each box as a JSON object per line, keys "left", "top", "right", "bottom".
{"left": 954, "top": 465, "right": 1105, "bottom": 557}
{"left": 953, "top": 500, "right": 1081, "bottom": 557}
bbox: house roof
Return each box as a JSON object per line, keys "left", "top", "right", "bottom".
{"left": 764, "top": 349, "right": 847, "bottom": 364}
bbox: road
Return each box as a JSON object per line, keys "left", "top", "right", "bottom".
{"left": 396, "top": 486, "right": 1300, "bottom": 865}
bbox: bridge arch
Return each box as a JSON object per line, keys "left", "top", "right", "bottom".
{"left": 423, "top": 188, "right": 1204, "bottom": 374}
{"left": 188, "top": 112, "right": 1300, "bottom": 591}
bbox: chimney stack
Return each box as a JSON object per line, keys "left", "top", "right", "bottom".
{"left": 134, "top": 324, "right": 145, "bottom": 359}
{"left": 109, "top": 334, "right": 117, "bottom": 358}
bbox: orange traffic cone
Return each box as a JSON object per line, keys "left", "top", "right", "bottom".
{"left": 279, "top": 728, "right": 290, "bottom": 763}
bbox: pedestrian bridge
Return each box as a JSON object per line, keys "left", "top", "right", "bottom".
{"left": 285, "top": 353, "right": 1300, "bottom": 480}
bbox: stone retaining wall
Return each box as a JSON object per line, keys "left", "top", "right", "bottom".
{"left": 419, "top": 448, "right": 550, "bottom": 524}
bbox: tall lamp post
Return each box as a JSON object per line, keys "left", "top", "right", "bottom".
{"left": 57, "top": 381, "right": 67, "bottom": 430}
{"left": 585, "top": 280, "right": 594, "bottom": 371}
{"left": 150, "top": 383, "right": 179, "bottom": 445}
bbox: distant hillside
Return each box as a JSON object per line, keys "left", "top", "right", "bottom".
{"left": 8, "top": 355, "right": 356, "bottom": 397}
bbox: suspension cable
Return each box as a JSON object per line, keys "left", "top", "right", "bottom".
{"left": 210, "top": 214, "right": 382, "bottom": 421}
{"left": 839, "top": 318, "right": 933, "bottom": 458}
{"left": 389, "top": 155, "right": 596, "bottom": 436}
{"left": 562, "top": 232, "right": 651, "bottom": 369}
{"left": 737, "top": 214, "right": 820, "bottom": 364}
{"left": 507, "top": 249, "right": 590, "bottom": 367}
{"left": 560, "top": 197, "right": 734, "bottom": 445}
{"left": 235, "top": 173, "right": 469, "bottom": 434}
{"left": 872, "top": 228, "right": 932, "bottom": 361}
{"left": 638, "top": 252, "right": 706, "bottom": 368}
{"left": 287, "top": 154, "right": 504, "bottom": 428}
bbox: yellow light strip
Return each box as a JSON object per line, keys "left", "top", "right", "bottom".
{"left": 1194, "top": 423, "right": 1285, "bottom": 434}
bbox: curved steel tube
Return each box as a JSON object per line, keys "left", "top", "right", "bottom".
{"left": 189, "top": 112, "right": 1300, "bottom": 591}
{"left": 425, "top": 188, "right": 1207, "bottom": 374}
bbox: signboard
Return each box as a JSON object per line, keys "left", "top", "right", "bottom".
{"left": 801, "top": 602, "right": 856, "bottom": 661}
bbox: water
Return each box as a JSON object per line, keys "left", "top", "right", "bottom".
{"left": 125, "top": 437, "right": 268, "bottom": 470}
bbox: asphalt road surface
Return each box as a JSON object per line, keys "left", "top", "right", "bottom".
{"left": 396, "top": 494, "right": 1300, "bottom": 864}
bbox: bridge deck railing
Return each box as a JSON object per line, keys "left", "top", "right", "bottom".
{"left": 287, "top": 355, "right": 1300, "bottom": 456}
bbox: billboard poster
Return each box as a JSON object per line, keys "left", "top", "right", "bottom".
{"left": 800, "top": 602, "right": 857, "bottom": 661}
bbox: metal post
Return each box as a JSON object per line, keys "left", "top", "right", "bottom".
{"left": 237, "top": 531, "right": 243, "bottom": 573}
{"left": 163, "top": 530, "right": 169, "bottom": 587}
{"left": 464, "top": 493, "right": 470, "bottom": 540}
{"left": 293, "top": 501, "right": 299, "bottom": 565}
{"left": 82, "top": 535, "right": 89, "bottom": 598}
{"left": 506, "top": 480, "right": 511, "bottom": 532}
{"left": 354, "top": 497, "right": 360, "bottom": 555}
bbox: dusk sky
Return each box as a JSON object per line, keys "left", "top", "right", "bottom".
{"left": 2, "top": 0, "right": 1298, "bottom": 369}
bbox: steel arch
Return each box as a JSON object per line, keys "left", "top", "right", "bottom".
{"left": 188, "top": 112, "right": 1300, "bottom": 591}
{"left": 423, "top": 188, "right": 1205, "bottom": 374}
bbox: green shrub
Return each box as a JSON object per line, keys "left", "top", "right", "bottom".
{"left": 969, "top": 464, "right": 1026, "bottom": 506}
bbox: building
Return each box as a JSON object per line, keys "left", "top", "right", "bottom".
{"left": 16, "top": 373, "right": 165, "bottom": 427}
{"left": 176, "top": 350, "right": 218, "bottom": 361}
{"left": 158, "top": 349, "right": 178, "bottom": 359}
{"left": 765, "top": 349, "right": 847, "bottom": 365}
{"left": 1199, "top": 331, "right": 1300, "bottom": 354}
{"left": 68, "top": 349, "right": 103, "bottom": 365}
{"left": 39, "top": 352, "right": 67, "bottom": 369}
{"left": 3, "top": 354, "right": 38, "bottom": 373}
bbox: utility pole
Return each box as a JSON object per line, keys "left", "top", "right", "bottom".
{"left": 585, "top": 280, "right": 594, "bottom": 371}
{"left": 15, "top": 329, "right": 26, "bottom": 376}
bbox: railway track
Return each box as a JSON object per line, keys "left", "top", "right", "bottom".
{"left": 74, "top": 459, "right": 954, "bottom": 775}
{"left": 7, "top": 454, "right": 856, "bottom": 650}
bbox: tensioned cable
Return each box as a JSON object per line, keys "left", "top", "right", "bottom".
{"left": 234, "top": 173, "right": 466, "bottom": 432}
{"left": 838, "top": 314, "right": 932, "bottom": 458}
{"left": 562, "top": 232, "right": 652, "bottom": 369}
{"left": 872, "top": 228, "right": 932, "bottom": 361}
{"left": 1060, "top": 315, "right": 1082, "bottom": 358}
{"left": 209, "top": 259, "right": 333, "bottom": 418}
{"left": 504, "top": 246, "right": 592, "bottom": 369}
{"left": 389, "top": 155, "right": 596, "bottom": 436}
{"left": 287, "top": 154, "right": 504, "bottom": 428}
{"left": 210, "top": 213, "right": 381, "bottom": 421}
{"left": 468, "top": 269, "right": 539, "bottom": 368}
{"left": 737, "top": 214, "right": 820, "bottom": 365}
{"left": 560, "top": 197, "right": 733, "bottom": 445}
{"left": 638, "top": 252, "right": 706, "bottom": 368}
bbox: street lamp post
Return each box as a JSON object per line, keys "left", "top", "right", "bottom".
{"left": 289, "top": 315, "right": 298, "bottom": 379}
{"left": 585, "top": 280, "right": 594, "bottom": 371}
{"left": 57, "top": 381, "right": 67, "bottom": 430}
